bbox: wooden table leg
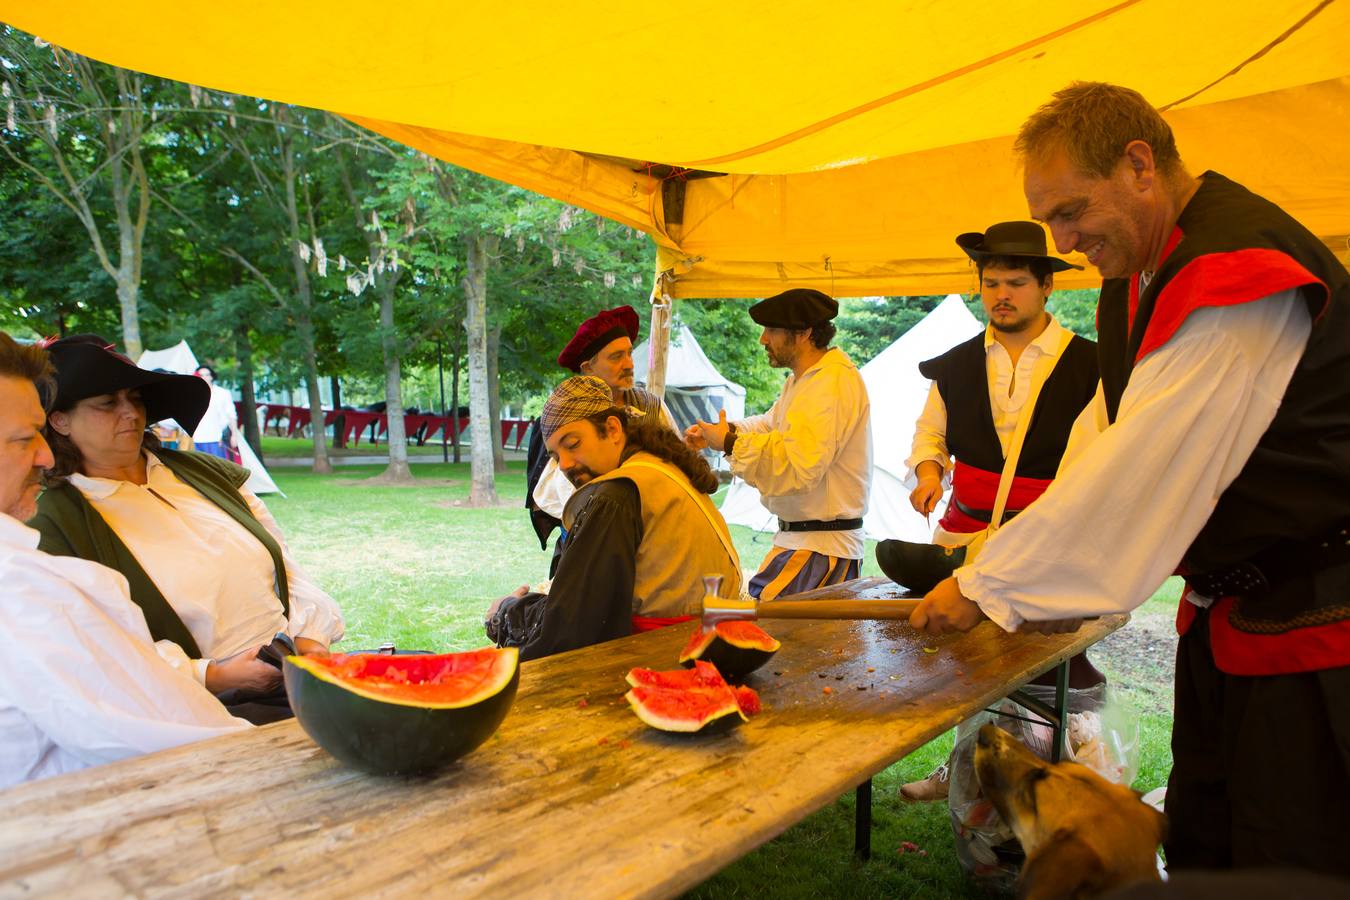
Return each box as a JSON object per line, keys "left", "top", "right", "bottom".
{"left": 853, "top": 777, "right": 872, "bottom": 861}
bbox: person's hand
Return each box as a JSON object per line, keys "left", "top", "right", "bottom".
{"left": 485, "top": 585, "right": 529, "bottom": 624}
{"left": 909, "top": 576, "right": 987, "bottom": 636}
{"left": 690, "top": 409, "right": 731, "bottom": 452}
{"left": 909, "top": 477, "right": 943, "bottom": 516}
{"left": 293, "top": 636, "right": 328, "bottom": 656}
{"left": 683, "top": 423, "right": 709, "bottom": 451}
{"left": 205, "top": 647, "right": 283, "bottom": 694}
{"left": 1018, "top": 618, "right": 1086, "bottom": 635}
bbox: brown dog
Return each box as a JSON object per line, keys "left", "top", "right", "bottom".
{"left": 975, "top": 723, "right": 1167, "bottom": 899}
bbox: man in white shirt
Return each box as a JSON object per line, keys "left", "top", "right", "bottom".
{"left": 191, "top": 364, "right": 241, "bottom": 460}
{"left": 686, "top": 289, "right": 872, "bottom": 600}
{"left": 884, "top": 222, "right": 1101, "bottom": 803}
{"left": 911, "top": 82, "right": 1350, "bottom": 875}
{"left": 0, "top": 333, "right": 246, "bottom": 789}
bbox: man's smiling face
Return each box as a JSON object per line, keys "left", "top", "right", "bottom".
{"left": 1024, "top": 147, "right": 1153, "bottom": 280}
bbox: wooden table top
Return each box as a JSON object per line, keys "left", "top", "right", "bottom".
{"left": 0, "top": 578, "right": 1125, "bottom": 898}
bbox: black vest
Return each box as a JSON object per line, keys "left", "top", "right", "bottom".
{"left": 1098, "top": 172, "right": 1350, "bottom": 631}
{"left": 919, "top": 329, "right": 1099, "bottom": 479}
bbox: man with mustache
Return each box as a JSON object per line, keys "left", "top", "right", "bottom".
{"left": 525, "top": 305, "right": 675, "bottom": 570}
{"left": 686, "top": 289, "right": 872, "bottom": 600}
{"left": 0, "top": 332, "right": 245, "bottom": 788}
{"left": 888, "top": 222, "right": 1101, "bottom": 802}
{"left": 489, "top": 376, "right": 740, "bottom": 660}
{"left": 912, "top": 82, "right": 1350, "bottom": 875}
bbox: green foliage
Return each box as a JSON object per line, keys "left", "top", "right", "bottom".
{"left": 835, "top": 296, "right": 947, "bottom": 367}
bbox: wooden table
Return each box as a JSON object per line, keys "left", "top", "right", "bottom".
{"left": 0, "top": 579, "right": 1124, "bottom": 898}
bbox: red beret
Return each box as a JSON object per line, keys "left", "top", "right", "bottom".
{"left": 557, "top": 305, "right": 640, "bottom": 372}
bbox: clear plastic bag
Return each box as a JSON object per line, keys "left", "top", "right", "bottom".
{"left": 946, "top": 683, "right": 1140, "bottom": 892}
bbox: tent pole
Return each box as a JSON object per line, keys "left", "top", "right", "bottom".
{"left": 646, "top": 268, "right": 674, "bottom": 400}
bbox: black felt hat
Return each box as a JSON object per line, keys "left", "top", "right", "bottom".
{"left": 45, "top": 335, "right": 211, "bottom": 434}
{"left": 749, "top": 288, "right": 839, "bottom": 329}
{"left": 955, "top": 221, "right": 1082, "bottom": 273}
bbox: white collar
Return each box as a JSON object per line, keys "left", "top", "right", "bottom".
{"left": 983, "top": 313, "right": 1067, "bottom": 358}
{"left": 68, "top": 451, "right": 161, "bottom": 500}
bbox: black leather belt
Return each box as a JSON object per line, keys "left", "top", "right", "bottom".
{"left": 1185, "top": 523, "right": 1350, "bottom": 598}
{"left": 777, "top": 517, "right": 864, "bottom": 533}
{"left": 952, "top": 498, "right": 1024, "bottom": 525}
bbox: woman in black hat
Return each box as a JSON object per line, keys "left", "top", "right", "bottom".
{"left": 28, "top": 335, "right": 344, "bottom": 724}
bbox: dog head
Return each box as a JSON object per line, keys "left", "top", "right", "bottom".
{"left": 975, "top": 723, "right": 1166, "bottom": 900}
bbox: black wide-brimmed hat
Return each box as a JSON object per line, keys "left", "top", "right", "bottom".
{"left": 45, "top": 335, "right": 211, "bottom": 434}
{"left": 955, "top": 221, "right": 1082, "bottom": 273}
{"left": 749, "top": 288, "right": 839, "bottom": 329}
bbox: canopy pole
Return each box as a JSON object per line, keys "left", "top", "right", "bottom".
{"left": 646, "top": 266, "right": 674, "bottom": 399}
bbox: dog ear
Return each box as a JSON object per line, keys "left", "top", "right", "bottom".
{"left": 1018, "top": 828, "right": 1109, "bottom": 900}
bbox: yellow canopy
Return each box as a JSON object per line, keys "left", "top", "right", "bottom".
{"left": 5, "top": 1, "right": 1349, "bottom": 297}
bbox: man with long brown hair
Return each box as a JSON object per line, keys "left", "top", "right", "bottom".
{"left": 0, "top": 332, "right": 245, "bottom": 788}
{"left": 488, "top": 376, "right": 740, "bottom": 661}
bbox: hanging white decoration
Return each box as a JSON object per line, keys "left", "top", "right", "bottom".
{"left": 390, "top": 249, "right": 399, "bottom": 272}
{"left": 313, "top": 237, "right": 327, "bottom": 277}
{"left": 338, "top": 255, "right": 348, "bottom": 272}
{"left": 632, "top": 273, "right": 642, "bottom": 288}
{"left": 557, "top": 206, "right": 574, "bottom": 232}
{"left": 604, "top": 272, "right": 616, "bottom": 288}
{"left": 516, "top": 235, "right": 524, "bottom": 253}
{"left": 551, "top": 248, "right": 561, "bottom": 268}
{"left": 189, "top": 84, "right": 201, "bottom": 108}
{"left": 573, "top": 258, "right": 584, "bottom": 275}
{"left": 296, "top": 240, "right": 311, "bottom": 263}
{"left": 45, "top": 105, "right": 57, "bottom": 140}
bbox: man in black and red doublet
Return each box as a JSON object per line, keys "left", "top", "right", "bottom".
{"left": 1096, "top": 170, "right": 1350, "bottom": 871}
{"left": 917, "top": 332, "right": 1097, "bottom": 536}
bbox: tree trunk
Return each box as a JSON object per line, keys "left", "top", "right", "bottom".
{"left": 487, "top": 324, "right": 506, "bottom": 473}
{"left": 115, "top": 267, "right": 143, "bottom": 358}
{"left": 234, "top": 324, "right": 262, "bottom": 458}
{"left": 451, "top": 343, "right": 462, "bottom": 465}
{"left": 463, "top": 233, "right": 498, "bottom": 506}
{"left": 378, "top": 281, "right": 414, "bottom": 483}
{"left": 277, "top": 109, "right": 331, "bottom": 474}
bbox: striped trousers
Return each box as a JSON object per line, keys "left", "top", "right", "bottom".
{"left": 747, "top": 547, "right": 861, "bottom": 602}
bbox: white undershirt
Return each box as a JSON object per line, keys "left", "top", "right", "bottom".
{"left": 0, "top": 514, "right": 247, "bottom": 789}
{"left": 905, "top": 316, "right": 1072, "bottom": 545}
{"left": 69, "top": 452, "right": 344, "bottom": 679}
{"left": 957, "top": 290, "right": 1310, "bottom": 629}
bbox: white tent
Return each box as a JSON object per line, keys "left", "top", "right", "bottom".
{"left": 720, "top": 294, "right": 983, "bottom": 542}
{"left": 634, "top": 324, "right": 746, "bottom": 431}
{"left": 137, "top": 341, "right": 281, "bottom": 495}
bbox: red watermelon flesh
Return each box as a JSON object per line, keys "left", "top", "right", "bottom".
{"left": 678, "top": 620, "right": 780, "bottom": 680}
{"left": 301, "top": 648, "right": 515, "bottom": 707}
{"left": 624, "top": 660, "right": 746, "bottom": 733}
{"left": 734, "top": 685, "right": 761, "bottom": 716}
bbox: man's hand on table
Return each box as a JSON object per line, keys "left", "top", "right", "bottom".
{"left": 909, "top": 576, "right": 987, "bottom": 635}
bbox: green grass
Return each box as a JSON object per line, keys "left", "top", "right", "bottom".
{"left": 257, "top": 433, "right": 477, "bottom": 459}
{"left": 262, "top": 461, "right": 1178, "bottom": 899}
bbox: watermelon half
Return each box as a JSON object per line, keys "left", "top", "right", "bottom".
{"left": 678, "top": 620, "right": 781, "bottom": 680}
{"left": 625, "top": 660, "right": 758, "bottom": 734}
{"left": 284, "top": 647, "right": 519, "bottom": 775}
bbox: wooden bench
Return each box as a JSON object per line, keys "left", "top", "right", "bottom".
{"left": 0, "top": 578, "right": 1124, "bottom": 897}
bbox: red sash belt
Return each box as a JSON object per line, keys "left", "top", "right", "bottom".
{"left": 631, "top": 615, "right": 694, "bottom": 633}
{"left": 1177, "top": 590, "right": 1350, "bottom": 676}
{"left": 938, "top": 461, "right": 1054, "bottom": 534}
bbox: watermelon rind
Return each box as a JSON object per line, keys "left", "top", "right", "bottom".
{"left": 624, "top": 660, "right": 747, "bottom": 734}
{"left": 284, "top": 648, "right": 519, "bottom": 775}
{"left": 624, "top": 686, "right": 746, "bottom": 734}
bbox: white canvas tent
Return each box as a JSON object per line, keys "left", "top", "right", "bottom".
{"left": 633, "top": 324, "right": 746, "bottom": 433}
{"left": 136, "top": 341, "right": 281, "bottom": 496}
{"left": 720, "top": 295, "right": 983, "bottom": 542}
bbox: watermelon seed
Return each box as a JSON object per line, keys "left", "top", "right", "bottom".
{"left": 834, "top": 675, "right": 844, "bottom": 681}
{"left": 856, "top": 685, "right": 867, "bottom": 691}
{"left": 817, "top": 673, "right": 827, "bottom": 679}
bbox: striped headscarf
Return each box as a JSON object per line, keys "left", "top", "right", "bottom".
{"left": 540, "top": 375, "right": 645, "bottom": 442}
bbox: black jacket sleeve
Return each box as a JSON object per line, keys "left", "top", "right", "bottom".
{"left": 525, "top": 423, "right": 563, "bottom": 549}
{"left": 488, "top": 479, "right": 642, "bottom": 661}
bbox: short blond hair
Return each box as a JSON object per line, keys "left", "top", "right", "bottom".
{"left": 1015, "top": 82, "right": 1183, "bottom": 178}
{"left": 0, "top": 332, "right": 54, "bottom": 401}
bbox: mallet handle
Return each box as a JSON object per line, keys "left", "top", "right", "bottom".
{"left": 756, "top": 598, "right": 920, "bottom": 620}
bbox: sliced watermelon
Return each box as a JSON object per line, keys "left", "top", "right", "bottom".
{"left": 678, "top": 620, "right": 780, "bottom": 680}
{"left": 624, "top": 660, "right": 746, "bottom": 734}
{"left": 733, "top": 685, "right": 762, "bottom": 716}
